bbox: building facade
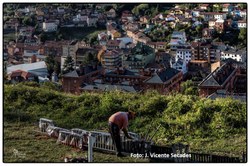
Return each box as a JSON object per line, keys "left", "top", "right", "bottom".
{"left": 101, "top": 50, "right": 122, "bottom": 69}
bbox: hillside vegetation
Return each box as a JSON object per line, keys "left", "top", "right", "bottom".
{"left": 4, "top": 83, "right": 246, "bottom": 158}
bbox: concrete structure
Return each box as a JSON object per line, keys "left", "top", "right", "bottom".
{"left": 101, "top": 50, "right": 122, "bottom": 69}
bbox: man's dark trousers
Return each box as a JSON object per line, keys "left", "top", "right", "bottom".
{"left": 108, "top": 122, "right": 122, "bottom": 155}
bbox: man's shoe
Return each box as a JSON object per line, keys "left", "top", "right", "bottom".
{"left": 116, "top": 153, "right": 126, "bottom": 157}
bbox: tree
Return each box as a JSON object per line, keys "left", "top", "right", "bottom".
{"left": 45, "top": 53, "right": 56, "bottom": 78}
{"left": 132, "top": 4, "right": 149, "bottom": 16}
{"left": 238, "top": 3, "right": 247, "bottom": 10}
{"left": 39, "top": 32, "right": 48, "bottom": 43}
{"left": 54, "top": 61, "right": 61, "bottom": 75}
{"left": 62, "top": 56, "right": 74, "bottom": 74}
{"left": 22, "top": 15, "right": 36, "bottom": 26}
{"left": 238, "top": 28, "right": 246, "bottom": 47}
{"left": 83, "top": 52, "right": 98, "bottom": 65}
{"left": 56, "top": 31, "right": 63, "bottom": 41}
{"left": 191, "top": 25, "right": 203, "bottom": 38}
{"left": 151, "top": 6, "right": 159, "bottom": 17}
{"left": 180, "top": 80, "right": 198, "bottom": 96}
{"left": 212, "top": 4, "right": 222, "bottom": 12}
{"left": 22, "top": 16, "right": 31, "bottom": 25}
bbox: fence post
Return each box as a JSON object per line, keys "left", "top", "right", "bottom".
{"left": 88, "top": 133, "right": 95, "bottom": 163}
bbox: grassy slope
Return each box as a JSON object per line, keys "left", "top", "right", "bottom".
{"left": 3, "top": 122, "right": 148, "bottom": 163}
{"left": 3, "top": 84, "right": 247, "bottom": 161}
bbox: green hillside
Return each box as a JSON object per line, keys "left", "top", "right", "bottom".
{"left": 3, "top": 83, "right": 247, "bottom": 162}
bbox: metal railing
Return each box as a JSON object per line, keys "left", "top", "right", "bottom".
{"left": 38, "top": 118, "right": 243, "bottom": 163}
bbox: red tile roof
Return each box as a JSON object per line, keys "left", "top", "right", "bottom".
{"left": 9, "top": 70, "right": 34, "bottom": 79}
{"left": 9, "top": 70, "right": 23, "bottom": 77}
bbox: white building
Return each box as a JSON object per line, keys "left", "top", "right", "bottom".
{"left": 214, "top": 13, "right": 227, "bottom": 20}
{"left": 239, "top": 10, "right": 247, "bottom": 19}
{"left": 221, "top": 48, "right": 246, "bottom": 62}
{"left": 7, "top": 61, "right": 49, "bottom": 82}
{"left": 176, "top": 48, "right": 192, "bottom": 63}
{"left": 42, "top": 21, "right": 58, "bottom": 32}
{"left": 171, "top": 58, "right": 188, "bottom": 74}
{"left": 237, "top": 20, "right": 247, "bottom": 28}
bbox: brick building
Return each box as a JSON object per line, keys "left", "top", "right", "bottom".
{"left": 62, "top": 66, "right": 103, "bottom": 94}
{"left": 62, "top": 66, "right": 183, "bottom": 95}
{"left": 143, "top": 68, "right": 183, "bottom": 94}
{"left": 198, "top": 62, "right": 238, "bottom": 97}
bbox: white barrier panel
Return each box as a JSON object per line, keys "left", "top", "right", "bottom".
{"left": 89, "top": 131, "right": 140, "bottom": 152}
{"left": 57, "top": 130, "right": 87, "bottom": 149}
{"left": 71, "top": 128, "right": 89, "bottom": 145}
{"left": 46, "top": 126, "right": 69, "bottom": 138}
{"left": 71, "top": 128, "right": 89, "bottom": 136}
{"left": 39, "top": 118, "right": 54, "bottom": 132}
{"left": 90, "top": 131, "right": 115, "bottom": 152}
